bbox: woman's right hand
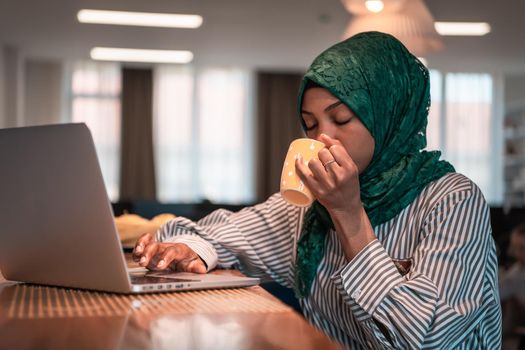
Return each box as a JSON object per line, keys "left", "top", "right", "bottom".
{"left": 132, "top": 233, "right": 207, "bottom": 273}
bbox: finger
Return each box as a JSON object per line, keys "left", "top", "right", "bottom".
{"left": 156, "top": 244, "right": 187, "bottom": 270}
{"left": 133, "top": 236, "right": 153, "bottom": 262}
{"left": 317, "top": 148, "right": 340, "bottom": 176}
{"left": 305, "top": 156, "right": 337, "bottom": 191}
{"left": 139, "top": 242, "right": 160, "bottom": 267}
{"left": 318, "top": 135, "right": 346, "bottom": 175}
{"left": 295, "top": 154, "right": 320, "bottom": 191}
{"left": 319, "top": 134, "right": 343, "bottom": 148}
{"left": 146, "top": 244, "right": 169, "bottom": 270}
{"left": 328, "top": 144, "right": 357, "bottom": 171}
{"left": 317, "top": 148, "right": 334, "bottom": 166}
{"left": 308, "top": 157, "right": 330, "bottom": 183}
{"left": 133, "top": 233, "right": 154, "bottom": 258}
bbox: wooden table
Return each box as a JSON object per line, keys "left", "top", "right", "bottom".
{"left": 0, "top": 264, "right": 341, "bottom": 350}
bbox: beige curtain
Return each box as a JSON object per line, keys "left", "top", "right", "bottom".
{"left": 119, "top": 67, "right": 156, "bottom": 201}
{"left": 256, "top": 71, "right": 304, "bottom": 202}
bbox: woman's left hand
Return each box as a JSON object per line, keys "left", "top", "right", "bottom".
{"left": 295, "top": 134, "right": 362, "bottom": 214}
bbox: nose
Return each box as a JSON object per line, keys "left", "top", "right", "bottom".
{"left": 316, "top": 123, "right": 335, "bottom": 141}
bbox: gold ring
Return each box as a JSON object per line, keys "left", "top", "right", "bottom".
{"left": 323, "top": 160, "right": 336, "bottom": 169}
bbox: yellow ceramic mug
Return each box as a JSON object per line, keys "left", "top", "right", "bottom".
{"left": 280, "top": 138, "right": 325, "bottom": 207}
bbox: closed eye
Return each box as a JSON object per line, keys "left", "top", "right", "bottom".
{"left": 335, "top": 119, "right": 351, "bottom": 126}
{"left": 305, "top": 123, "right": 318, "bottom": 131}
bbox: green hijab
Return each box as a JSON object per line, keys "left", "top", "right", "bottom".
{"left": 293, "top": 31, "right": 455, "bottom": 298}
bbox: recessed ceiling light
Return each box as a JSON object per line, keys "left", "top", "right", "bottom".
{"left": 365, "top": 0, "right": 384, "bottom": 13}
{"left": 90, "top": 47, "right": 194, "bottom": 64}
{"left": 78, "top": 9, "right": 203, "bottom": 29}
{"left": 434, "top": 22, "right": 491, "bottom": 36}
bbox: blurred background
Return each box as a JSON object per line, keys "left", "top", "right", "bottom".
{"left": 0, "top": 0, "right": 525, "bottom": 241}
{"left": 1, "top": 0, "right": 525, "bottom": 345}
{"left": 1, "top": 0, "right": 524, "bottom": 206}
{"left": 0, "top": 0, "right": 525, "bottom": 259}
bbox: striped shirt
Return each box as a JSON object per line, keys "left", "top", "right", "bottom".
{"left": 157, "top": 173, "right": 502, "bottom": 349}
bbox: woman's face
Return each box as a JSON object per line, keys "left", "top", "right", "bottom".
{"left": 301, "top": 87, "right": 375, "bottom": 174}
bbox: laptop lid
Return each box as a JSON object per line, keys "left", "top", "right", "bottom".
{"left": 0, "top": 123, "right": 132, "bottom": 293}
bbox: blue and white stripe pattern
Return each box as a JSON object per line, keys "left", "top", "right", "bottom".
{"left": 157, "top": 173, "right": 502, "bottom": 349}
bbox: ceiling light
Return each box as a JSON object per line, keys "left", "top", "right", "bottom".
{"left": 365, "top": 0, "right": 385, "bottom": 13}
{"left": 434, "top": 22, "right": 491, "bottom": 36}
{"left": 343, "top": 0, "right": 443, "bottom": 56}
{"left": 342, "top": 0, "right": 406, "bottom": 16}
{"left": 90, "top": 47, "right": 194, "bottom": 64}
{"left": 78, "top": 9, "right": 203, "bottom": 28}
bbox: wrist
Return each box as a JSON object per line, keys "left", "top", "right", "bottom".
{"left": 329, "top": 204, "right": 365, "bottom": 230}
{"left": 329, "top": 206, "right": 376, "bottom": 261}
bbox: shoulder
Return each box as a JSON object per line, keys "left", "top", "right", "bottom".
{"left": 417, "top": 172, "right": 487, "bottom": 213}
{"left": 412, "top": 173, "right": 491, "bottom": 239}
{"left": 396, "top": 172, "right": 490, "bottom": 237}
{"left": 423, "top": 172, "right": 477, "bottom": 197}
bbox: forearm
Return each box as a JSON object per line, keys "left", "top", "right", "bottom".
{"left": 329, "top": 205, "right": 376, "bottom": 261}
{"left": 158, "top": 193, "right": 301, "bottom": 286}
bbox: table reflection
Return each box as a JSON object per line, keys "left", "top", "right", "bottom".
{"left": 0, "top": 281, "right": 341, "bottom": 350}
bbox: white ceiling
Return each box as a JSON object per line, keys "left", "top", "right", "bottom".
{"left": 1, "top": 0, "right": 525, "bottom": 72}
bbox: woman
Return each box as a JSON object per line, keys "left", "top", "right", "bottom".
{"left": 133, "top": 32, "right": 502, "bottom": 349}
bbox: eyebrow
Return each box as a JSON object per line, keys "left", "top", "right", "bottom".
{"left": 301, "top": 101, "right": 343, "bottom": 115}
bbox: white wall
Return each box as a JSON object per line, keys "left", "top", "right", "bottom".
{"left": 1, "top": 51, "right": 66, "bottom": 129}
{"left": 3, "top": 46, "right": 24, "bottom": 128}
{"left": 504, "top": 75, "right": 525, "bottom": 106}
{"left": 24, "top": 59, "right": 64, "bottom": 126}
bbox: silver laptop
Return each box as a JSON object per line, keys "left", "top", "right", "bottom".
{"left": 0, "top": 123, "right": 259, "bottom": 293}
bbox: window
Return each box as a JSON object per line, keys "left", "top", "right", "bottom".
{"left": 153, "top": 65, "right": 194, "bottom": 202}
{"left": 70, "top": 62, "right": 253, "bottom": 204}
{"left": 154, "top": 66, "right": 254, "bottom": 204}
{"left": 70, "top": 61, "right": 121, "bottom": 201}
{"left": 427, "top": 71, "right": 502, "bottom": 204}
